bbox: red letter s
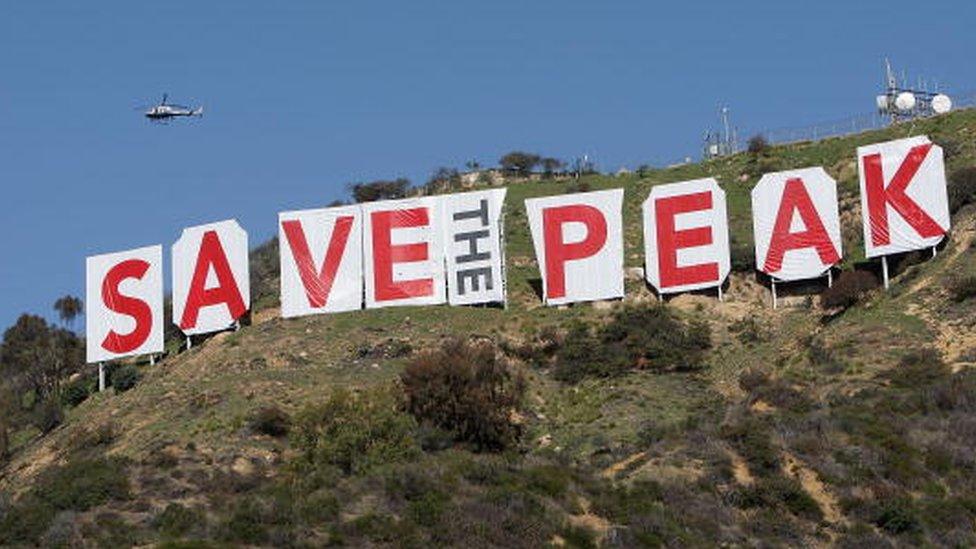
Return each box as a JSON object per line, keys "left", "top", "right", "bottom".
{"left": 101, "top": 259, "right": 153, "bottom": 354}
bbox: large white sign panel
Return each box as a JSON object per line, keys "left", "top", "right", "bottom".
{"left": 858, "top": 135, "right": 950, "bottom": 258}
{"left": 444, "top": 188, "right": 508, "bottom": 306}
{"left": 643, "top": 178, "right": 730, "bottom": 294}
{"left": 525, "top": 189, "right": 624, "bottom": 306}
{"left": 279, "top": 205, "right": 363, "bottom": 318}
{"left": 86, "top": 245, "right": 164, "bottom": 363}
{"left": 172, "top": 219, "right": 251, "bottom": 336}
{"left": 752, "top": 167, "right": 842, "bottom": 281}
{"left": 363, "top": 197, "right": 446, "bottom": 309}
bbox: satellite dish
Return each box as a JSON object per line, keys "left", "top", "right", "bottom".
{"left": 895, "top": 92, "right": 916, "bottom": 112}
{"left": 932, "top": 94, "right": 952, "bottom": 114}
{"left": 876, "top": 95, "right": 890, "bottom": 112}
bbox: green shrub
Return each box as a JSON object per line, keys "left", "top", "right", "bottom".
{"left": 40, "top": 510, "right": 81, "bottom": 547}
{"left": 523, "top": 465, "right": 572, "bottom": 499}
{"left": 61, "top": 376, "right": 93, "bottom": 408}
{"left": 33, "top": 398, "right": 64, "bottom": 433}
{"left": 554, "top": 304, "right": 711, "bottom": 383}
{"left": 249, "top": 406, "right": 291, "bottom": 438}
{"left": 111, "top": 364, "right": 141, "bottom": 392}
{"left": 32, "top": 457, "right": 130, "bottom": 511}
{"left": 292, "top": 386, "right": 420, "bottom": 475}
{"left": 154, "top": 503, "right": 203, "bottom": 538}
{"left": 738, "top": 368, "right": 770, "bottom": 393}
{"left": 564, "top": 181, "right": 591, "bottom": 194}
{"left": 249, "top": 237, "right": 281, "bottom": 311}
{"left": 821, "top": 270, "right": 878, "bottom": 310}
{"left": 885, "top": 348, "right": 949, "bottom": 389}
{"left": 346, "top": 513, "right": 414, "bottom": 544}
{"left": 606, "top": 304, "right": 711, "bottom": 372}
{"left": 560, "top": 524, "right": 598, "bottom": 548}
{"left": 501, "top": 325, "right": 562, "bottom": 368}
{"left": 725, "top": 417, "right": 779, "bottom": 475}
{"left": 402, "top": 338, "right": 526, "bottom": 451}
{"left": 729, "top": 237, "right": 754, "bottom": 273}
{"left": 730, "top": 317, "right": 765, "bottom": 346}
{"left": 0, "top": 456, "right": 130, "bottom": 545}
{"left": 747, "top": 134, "right": 770, "bottom": 155}
{"left": 219, "top": 497, "right": 273, "bottom": 544}
{"left": 737, "top": 477, "right": 823, "bottom": 521}
{"left": 874, "top": 498, "right": 921, "bottom": 535}
{"left": 751, "top": 379, "right": 813, "bottom": 413}
{"left": 0, "top": 497, "right": 57, "bottom": 545}
{"left": 69, "top": 422, "right": 117, "bottom": 452}
{"left": 84, "top": 511, "right": 141, "bottom": 547}
{"left": 805, "top": 336, "right": 845, "bottom": 372}
{"left": 948, "top": 275, "right": 976, "bottom": 303}
{"left": 948, "top": 166, "right": 976, "bottom": 213}
{"left": 295, "top": 489, "right": 340, "bottom": 524}
{"left": 552, "top": 323, "right": 617, "bottom": 383}
{"left": 406, "top": 491, "right": 450, "bottom": 527}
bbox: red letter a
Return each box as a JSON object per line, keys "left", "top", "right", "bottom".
{"left": 764, "top": 178, "right": 839, "bottom": 273}
{"left": 180, "top": 230, "right": 247, "bottom": 330}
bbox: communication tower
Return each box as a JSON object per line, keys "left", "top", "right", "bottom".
{"left": 703, "top": 106, "right": 738, "bottom": 159}
{"left": 876, "top": 58, "right": 953, "bottom": 123}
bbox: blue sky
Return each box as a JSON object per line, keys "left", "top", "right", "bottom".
{"left": 1, "top": 1, "right": 974, "bottom": 332}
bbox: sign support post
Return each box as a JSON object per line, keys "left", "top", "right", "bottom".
{"left": 827, "top": 269, "right": 833, "bottom": 288}
{"left": 881, "top": 256, "right": 890, "bottom": 290}
{"left": 771, "top": 279, "right": 778, "bottom": 309}
{"left": 98, "top": 362, "right": 105, "bottom": 392}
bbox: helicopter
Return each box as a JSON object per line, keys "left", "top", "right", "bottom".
{"left": 143, "top": 94, "right": 203, "bottom": 121}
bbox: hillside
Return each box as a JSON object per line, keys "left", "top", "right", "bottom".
{"left": 2, "top": 110, "right": 976, "bottom": 547}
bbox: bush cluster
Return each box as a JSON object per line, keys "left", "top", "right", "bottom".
{"left": 401, "top": 338, "right": 526, "bottom": 451}
{"left": 61, "top": 376, "right": 94, "bottom": 407}
{"left": 500, "top": 325, "right": 562, "bottom": 368}
{"left": 249, "top": 405, "right": 291, "bottom": 438}
{"left": 820, "top": 270, "right": 878, "bottom": 310}
{"left": 111, "top": 364, "right": 141, "bottom": 392}
{"left": 729, "top": 317, "right": 766, "bottom": 346}
{"left": 553, "top": 304, "right": 711, "bottom": 383}
{"left": 291, "top": 386, "right": 420, "bottom": 475}
{"left": 153, "top": 502, "right": 203, "bottom": 538}
{"left": 0, "top": 456, "right": 130, "bottom": 545}
{"left": 948, "top": 275, "right": 976, "bottom": 303}
{"left": 747, "top": 135, "right": 770, "bottom": 155}
{"left": 32, "top": 398, "right": 64, "bottom": 434}
{"left": 948, "top": 166, "right": 976, "bottom": 213}
{"left": 729, "top": 237, "right": 754, "bottom": 272}
{"left": 348, "top": 178, "right": 411, "bottom": 203}
{"left": 735, "top": 476, "right": 823, "bottom": 521}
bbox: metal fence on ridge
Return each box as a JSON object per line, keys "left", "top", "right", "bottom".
{"left": 745, "top": 89, "right": 976, "bottom": 148}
